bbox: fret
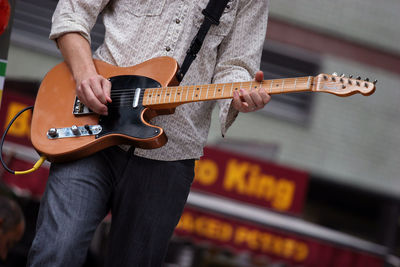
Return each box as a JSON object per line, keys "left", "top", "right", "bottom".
{"left": 179, "top": 87, "right": 183, "bottom": 102}
{"left": 157, "top": 87, "right": 162, "bottom": 104}
{"left": 191, "top": 85, "right": 196, "bottom": 100}
{"left": 163, "top": 87, "right": 168, "bottom": 104}
{"left": 206, "top": 84, "right": 210, "bottom": 100}
{"left": 294, "top": 78, "right": 297, "bottom": 90}
{"left": 213, "top": 84, "right": 217, "bottom": 98}
{"left": 147, "top": 89, "right": 151, "bottom": 105}
{"left": 282, "top": 79, "right": 285, "bottom": 93}
{"left": 152, "top": 88, "right": 156, "bottom": 105}
{"left": 307, "top": 76, "right": 311, "bottom": 88}
{"left": 173, "top": 87, "right": 177, "bottom": 103}
{"left": 148, "top": 88, "right": 153, "bottom": 105}
{"left": 168, "top": 88, "right": 172, "bottom": 103}
{"left": 250, "top": 81, "right": 253, "bottom": 91}
{"left": 199, "top": 85, "right": 203, "bottom": 101}
{"left": 186, "top": 86, "right": 189, "bottom": 102}
{"left": 221, "top": 83, "right": 226, "bottom": 98}
{"left": 229, "top": 83, "right": 233, "bottom": 97}
{"left": 270, "top": 80, "right": 273, "bottom": 93}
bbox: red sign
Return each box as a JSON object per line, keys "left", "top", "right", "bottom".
{"left": 192, "top": 147, "right": 309, "bottom": 214}
{"left": 175, "top": 206, "right": 384, "bottom": 267}
{"left": 0, "top": 90, "right": 34, "bottom": 147}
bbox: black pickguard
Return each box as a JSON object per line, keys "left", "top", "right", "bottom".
{"left": 97, "top": 75, "right": 161, "bottom": 139}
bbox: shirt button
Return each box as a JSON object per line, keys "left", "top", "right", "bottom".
{"left": 165, "top": 46, "right": 171, "bottom": 52}
{"left": 175, "top": 18, "right": 181, "bottom": 24}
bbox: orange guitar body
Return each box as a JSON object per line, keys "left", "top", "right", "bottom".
{"left": 31, "top": 57, "right": 179, "bottom": 163}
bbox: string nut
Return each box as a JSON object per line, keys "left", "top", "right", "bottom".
{"left": 373, "top": 80, "right": 378, "bottom": 84}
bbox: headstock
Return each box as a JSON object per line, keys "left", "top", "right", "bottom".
{"left": 313, "top": 73, "right": 376, "bottom": 96}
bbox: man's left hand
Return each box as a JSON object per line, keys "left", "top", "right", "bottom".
{"left": 232, "top": 71, "right": 271, "bottom": 113}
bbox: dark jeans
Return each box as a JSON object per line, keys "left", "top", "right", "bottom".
{"left": 27, "top": 147, "right": 195, "bottom": 267}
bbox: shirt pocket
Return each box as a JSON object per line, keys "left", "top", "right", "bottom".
{"left": 119, "top": 0, "right": 167, "bottom": 17}
{"left": 193, "top": 0, "right": 237, "bottom": 36}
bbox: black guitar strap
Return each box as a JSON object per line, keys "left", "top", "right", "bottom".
{"left": 176, "top": 0, "right": 231, "bottom": 82}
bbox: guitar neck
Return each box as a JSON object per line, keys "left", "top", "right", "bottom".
{"left": 142, "top": 76, "right": 314, "bottom": 108}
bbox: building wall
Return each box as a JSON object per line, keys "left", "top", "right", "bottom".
{"left": 6, "top": 45, "right": 61, "bottom": 81}
{"left": 269, "top": 0, "right": 400, "bottom": 54}
{"left": 207, "top": 53, "right": 400, "bottom": 196}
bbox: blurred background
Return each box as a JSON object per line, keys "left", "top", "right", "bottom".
{"left": 1, "top": 0, "right": 400, "bottom": 266}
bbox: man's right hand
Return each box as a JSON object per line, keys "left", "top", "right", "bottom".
{"left": 57, "top": 33, "right": 112, "bottom": 116}
{"left": 76, "top": 73, "right": 112, "bottom": 115}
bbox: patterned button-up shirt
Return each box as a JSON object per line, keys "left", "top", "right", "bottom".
{"left": 50, "top": 0, "right": 269, "bottom": 161}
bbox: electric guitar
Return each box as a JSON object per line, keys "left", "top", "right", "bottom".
{"left": 30, "top": 56, "right": 376, "bottom": 162}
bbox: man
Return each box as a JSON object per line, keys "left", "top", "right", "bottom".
{"left": 28, "top": 0, "right": 270, "bottom": 266}
{"left": 0, "top": 196, "right": 25, "bottom": 261}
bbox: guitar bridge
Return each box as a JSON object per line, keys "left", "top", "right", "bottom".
{"left": 73, "top": 97, "right": 93, "bottom": 115}
{"left": 47, "top": 125, "right": 102, "bottom": 139}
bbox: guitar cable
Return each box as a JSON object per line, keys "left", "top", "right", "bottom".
{"left": 0, "top": 106, "right": 46, "bottom": 175}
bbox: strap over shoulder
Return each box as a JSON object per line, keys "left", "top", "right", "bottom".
{"left": 176, "top": 0, "right": 231, "bottom": 82}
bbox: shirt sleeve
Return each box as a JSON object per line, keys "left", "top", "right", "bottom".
{"left": 213, "top": 0, "right": 269, "bottom": 137}
{"left": 49, "top": 0, "right": 110, "bottom": 44}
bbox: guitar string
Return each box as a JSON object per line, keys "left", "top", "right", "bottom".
{"left": 107, "top": 77, "right": 316, "bottom": 98}
{"left": 106, "top": 80, "right": 350, "bottom": 106}
{"left": 89, "top": 78, "right": 362, "bottom": 108}
{"left": 107, "top": 77, "right": 313, "bottom": 94}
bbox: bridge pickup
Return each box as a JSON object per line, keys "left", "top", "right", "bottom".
{"left": 133, "top": 88, "right": 141, "bottom": 108}
{"left": 73, "top": 97, "right": 93, "bottom": 115}
{"left": 47, "top": 125, "right": 102, "bottom": 139}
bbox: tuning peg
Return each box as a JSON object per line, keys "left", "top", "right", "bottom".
{"left": 373, "top": 80, "right": 378, "bottom": 84}
{"left": 349, "top": 75, "right": 353, "bottom": 78}
{"left": 365, "top": 78, "right": 370, "bottom": 82}
{"left": 357, "top": 76, "right": 361, "bottom": 80}
{"left": 340, "top": 74, "right": 345, "bottom": 77}
{"left": 340, "top": 78, "right": 344, "bottom": 83}
{"left": 364, "top": 83, "right": 369, "bottom": 88}
{"left": 323, "top": 75, "right": 328, "bottom": 80}
{"left": 332, "top": 72, "right": 338, "bottom": 76}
